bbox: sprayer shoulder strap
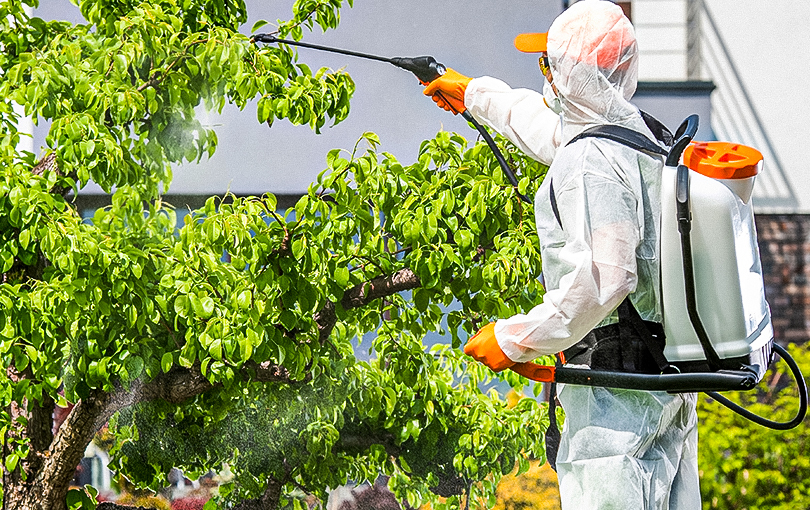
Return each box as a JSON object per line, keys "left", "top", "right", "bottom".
{"left": 566, "top": 124, "right": 668, "bottom": 156}
{"left": 549, "top": 113, "right": 672, "bottom": 228}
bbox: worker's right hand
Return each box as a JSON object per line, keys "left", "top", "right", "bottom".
{"left": 423, "top": 68, "right": 472, "bottom": 115}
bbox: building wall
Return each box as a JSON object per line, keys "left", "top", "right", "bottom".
{"left": 757, "top": 215, "right": 810, "bottom": 344}
{"left": 628, "top": 0, "right": 810, "bottom": 212}
{"left": 633, "top": 0, "right": 690, "bottom": 81}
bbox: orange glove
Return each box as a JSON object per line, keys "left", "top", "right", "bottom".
{"left": 423, "top": 68, "right": 472, "bottom": 115}
{"left": 464, "top": 322, "right": 515, "bottom": 372}
{"left": 510, "top": 362, "right": 556, "bottom": 383}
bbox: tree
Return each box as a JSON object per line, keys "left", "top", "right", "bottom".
{"left": 0, "top": 1, "right": 553, "bottom": 508}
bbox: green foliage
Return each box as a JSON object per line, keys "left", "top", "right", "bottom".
{"left": 1, "top": 0, "right": 354, "bottom": 197}
{"left": 698, "top": 343, "right": 810, "bottom": 510}
{"left": 0, "top": 0, "right": 552, "bottom": 508}
{"left": 66, "top": 485, "right": 99, "bottom": 510}
{"left": 103, "top": 130, "right": 550, "bottom": 508}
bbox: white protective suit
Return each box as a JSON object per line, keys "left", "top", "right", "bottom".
{"left": 463, "top": 1, "right": 700, "bottom": 508}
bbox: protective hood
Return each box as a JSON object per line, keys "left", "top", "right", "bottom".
{"left": 546, "top": 0, "right": 648, "bottom": 142}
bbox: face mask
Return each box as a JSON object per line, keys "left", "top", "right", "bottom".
{"left": 543, "top": 80, "right": 563, "bottom": 114}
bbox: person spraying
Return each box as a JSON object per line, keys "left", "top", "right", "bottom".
{"left": 424, "top": 1, "right": 701, "bottom": 508}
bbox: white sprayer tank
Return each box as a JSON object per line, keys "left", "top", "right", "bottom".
{"left": 660, "top": 142, "right": 773, "bottom": 368}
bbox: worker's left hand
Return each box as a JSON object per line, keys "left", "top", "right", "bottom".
{"left": 464, "top": 322, "right": 515, "bottom": 372}
{"left": 423, "top": 68, "right": 472, "bottom": 114}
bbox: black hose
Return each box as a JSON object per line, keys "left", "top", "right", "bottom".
{"left": 707, "top": 343, "right": 808, "bottom": 430}
{"left": 461, "top": 111, "right": 532, "bottom": 204}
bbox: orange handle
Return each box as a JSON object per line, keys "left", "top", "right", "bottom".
{"left": 510, "top": 362, "right": 556, "bottom": 383}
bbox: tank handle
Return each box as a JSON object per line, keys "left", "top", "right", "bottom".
{"left": 666, "top": 114, "right": 700, "bottom": 166}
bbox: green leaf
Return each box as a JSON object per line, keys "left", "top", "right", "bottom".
{"left": 456, "top": 229, "right": 473, "bottom": 250}
{"left": 251, "top": 19, "right": 269, "bottom": 32}
{"left": 236, "top": 290, "right": 251, "bottom": 310}
{"left": 5, "top": 452, "right": 19, "bottom": 473}
{"left": 179, "top": 343, "right": 196, "bottom": 368}
{"left": 174, "top": 295, "right": 190, "bottom": 318}
{"left": 334, "top": 266, "right": 350, "bottom": 287}
{"left": 210, "top": 339, "right": 223, "bottom": 360}
{"left": 190, "top": 294, "right": 215, "bottom": 319}
{"left": 161, "top": 352, "right": 173, "bottom": 373}
{"left": 292, "top": 238, "right": 305, "bottom": 260}
{"left": 199, "top": 296, "right": 215, "bottom": 318}
{"left": 239, "top": 336, "right": 253, "bottom": 362}
{"left": 413, "top": 289, "right": 429, "bottom": 313}
{"left": 279, "top": 310, "right": 298, "bottom": 330}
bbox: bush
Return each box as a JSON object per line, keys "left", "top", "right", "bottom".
{"left": 697, "top": 343, "right": 810, "bottom": 509}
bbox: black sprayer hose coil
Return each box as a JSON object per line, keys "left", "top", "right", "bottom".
{"left": 707, "top": 343, "right": 808, "bottom": 430}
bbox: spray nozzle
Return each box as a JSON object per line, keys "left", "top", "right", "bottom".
{"left": 250, "top": 33, "right": 279, "bottom": 44}
{"left": 389, "top": 56, "right": 446, "bottom": 84}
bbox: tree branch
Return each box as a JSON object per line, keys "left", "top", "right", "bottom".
{"left": 20, "top": 389, "right": 112, "bottom": 510}
{"left": 31, "top": 152, "right": 74, "bottom": 198}
{"left": 314, "top": 299, "right": 336, "bottom": 344}
{"left": 312, "top": 268, "right": 421, "bottom": 354}
{"left": 96, "top": 361, "right": 306, "bottom": 431}
{"left": 340, "top": 268, "right": 421, "bottom": 310}
{"left": 337, "top": 432, "right": 401, "bottom": 457}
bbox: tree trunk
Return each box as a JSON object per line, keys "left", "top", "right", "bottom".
{"left": 11, "top": 390, "right": 110, "bottom": 510}
{"left": 2, "top": 365, "right": 55, "bottom": 509}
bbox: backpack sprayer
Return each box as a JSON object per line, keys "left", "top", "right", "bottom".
{"left": 251, "top": 36, "right": 807, "bottom": 430}
{"left": 515, "top": 116, "right": 807, "bottom": 430}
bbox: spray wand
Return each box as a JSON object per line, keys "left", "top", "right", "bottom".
{"left": 251, "top": 34, "right": 531, "bottom": 204}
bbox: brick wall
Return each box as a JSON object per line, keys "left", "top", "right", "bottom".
{"left": 756, "top": 214, "right": 810, "bottom": 344}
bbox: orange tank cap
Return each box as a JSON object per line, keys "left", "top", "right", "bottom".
{"left": 683, "top": 142, "right": 763, "bottom": 179}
